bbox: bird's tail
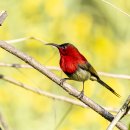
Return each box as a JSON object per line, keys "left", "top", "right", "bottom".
{"left": 97, "top": 78, "right": 120, "bottom": 98}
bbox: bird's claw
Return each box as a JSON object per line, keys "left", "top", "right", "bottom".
{"left": 60, "top": 78, "right": 66, "bottom": 85}
{"left": 78, "top": 90, "right": 84, "bottom": 99}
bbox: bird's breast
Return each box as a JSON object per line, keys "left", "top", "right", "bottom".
{"left": 60, "top": 56, "right": 90, "bottom": 81}
{"left": 60, "top": 56, "right": 78, "bottom": 74}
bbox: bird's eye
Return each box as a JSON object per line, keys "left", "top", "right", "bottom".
{"left": 62, "top": 46, "right": 67, "bottom": 49}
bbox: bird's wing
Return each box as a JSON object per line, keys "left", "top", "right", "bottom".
{"left": 78, "top": 62, "right": 99, "bottom": 79}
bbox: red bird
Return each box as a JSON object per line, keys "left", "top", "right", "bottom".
{"left": 46, "top": 43, "right": 120, "bottom": 98}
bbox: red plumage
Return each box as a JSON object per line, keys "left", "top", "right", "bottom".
{"left": 60, "top": 53, "right": 87, "bottom": 74}
{"left": 59, "top": 44, "right": 87, "bottom": 74}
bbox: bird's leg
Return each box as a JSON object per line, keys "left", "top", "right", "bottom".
{"left": 78, "top": 81, "right": 85, "bottom": 99}
{"left": 60, "top": 78, "right": 70, "bottom": 85}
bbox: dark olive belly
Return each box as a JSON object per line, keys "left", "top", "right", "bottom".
{"left": 66, "top": 68, "right": 91, "bottom": 81}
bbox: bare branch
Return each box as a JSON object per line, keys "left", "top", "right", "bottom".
{"left": 0, "top": 112, "right": 9, "bottom": 130}
{"left": 0, "top": 74, "right": 85, "bottom": 107}
{"left": 0, "top": 41, "right": 127, "bottom": 130}
{"left": 5, "top": 36, "right": 130, "bottom": 80}
{"left": 0, "top": 63, "right": 61, "bottom": 70}
{"left": 107, "top": 96, "right": 130, "bottom": 130}
{"left": 101, "top": 0, "right": 130, "bottom": 18}
{"left": 1, "top": 74, "right": 128, "bottom": 115}
{"left": 55, "top": 105, "right": 73, "bottom": 130}
{"left": 5, "top": 37, "right": 32, "bottom": 44}
{"left": 0, "top": 11, "right": 7, "bottom": 26}
{"left": 0, "top": 62, "right": 130, "bottom": 80}
{"left": 0, "top": 63, "right": 32, "bottom": 68}
{"left": 98, "top": 72, "right": 130, "bottom": 80}
{"left": 6, "top": 36, "right": 48, "bottom": 44}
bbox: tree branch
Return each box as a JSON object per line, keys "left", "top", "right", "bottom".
{"left": 101, "top": 0, "right": 130, "bottom": 18}
{"left": 0, "top": 62, "right": 130, "bottom": 80}
{"left": 0, "top": 74, "right": 86, "bottom": 107}
{"left": 4, "top": 36, "right": 130, "bottom": 80}
{"left": 6, "top": 36, "right": 48, "bottom": 44}
{"left": 98, "top": 72, "right": 130, "bottom": 80}
{"left": 0, "top": 40, "right": 127, "bottom": 130}
{"left": 0, "top": 63, "right": 61, "bottom": 70}
{"left": 107, "top": 96, "right": 130, "bottom": 130}
{"left": 0, "top": 11, "right": 7, "bottom": 26}
{"left": 0, "top": 112, "right": 9, "bottom": 130}
{"left": 1, "top": 74, "right": 128, "bottom": 114}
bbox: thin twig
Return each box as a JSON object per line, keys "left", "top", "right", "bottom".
{"left": 0, "top": 63, "right": 130, "bottom": 79}
{"left": 5, "top": 36, "right": 48, "bottom": 44}
{"left": 1, "top": 74, "right": 127, "bottom": 114}
{"left": 107, "top": 96, "right": 130, "bottom": 130}
{"left": 0, "top": 74, "right": 86, "bottom": 107}
{"left": 101, "top": 0, "right": 130, "bottom": 18}
{"left": 0, "top": 41, "right": 127, "bottom": 130}
{"left": 0, "top": 63, "right": 32, "bottom": 68}
{"left": 98, "top": 72, "right": 130, "bottom": 80}
{"left": 5, "top": 37, "right": 130, "bottom": 80}
{"left": 55, "top": 105, "right": 73, "bottom": 130}
{"left": 0, "top": 11, "right": 7, "bottom": 26}
{"left": 0, "top": 112, "right": 9, "bottom": 130}
{"left": 4, "top": 36, "right": 130, "bottom": 80}
{"left": 5, "top": 37, "right": 32, "bottom": 44}
{"left": 0, "top": 63, "right": 61, "bottom": 70}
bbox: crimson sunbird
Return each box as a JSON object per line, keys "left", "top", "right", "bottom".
{"left": 46, "top": 43, "right": 120, "bottom": 98}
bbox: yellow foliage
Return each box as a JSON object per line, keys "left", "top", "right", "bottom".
{"left": 44, "top": 0, "right": 65, "bottom": 17}
{"left": 94, "top": 36, "right": 116, "bottom": 69}
{"left": 0, "top": 0, "right": 129, "bottom": 130}
{"left": 22, "top": 0, "right": 43, "bottom": 14}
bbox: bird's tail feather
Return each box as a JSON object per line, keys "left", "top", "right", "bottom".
{"left": 97, "top": 78, "right": 120, "bottom": 98}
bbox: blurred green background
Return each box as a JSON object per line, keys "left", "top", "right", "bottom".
{"left": 0, "top": 0, "right": 130, "bottom": 130}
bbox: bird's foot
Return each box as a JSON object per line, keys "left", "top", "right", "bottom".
{"left": 78, "top": 90, "right": 84, "bottom": 99}
{"left": 60, "top": 78, "right": 66, "bottom": 85}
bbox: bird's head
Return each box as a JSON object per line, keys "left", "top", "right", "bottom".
{"left": 46, "top": 43, "right": 79, "bottom": 56}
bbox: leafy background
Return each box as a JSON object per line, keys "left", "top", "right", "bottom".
{"left": 0, "top": 0, "right": 130, "bottom": 130}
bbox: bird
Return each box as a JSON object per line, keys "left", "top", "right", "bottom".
{"left": 46, "top": 43, "right": 120, "bottom": 98}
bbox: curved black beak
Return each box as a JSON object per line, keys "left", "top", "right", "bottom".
{"left": 46, "top": 43, "right": 59, "bottom": 48}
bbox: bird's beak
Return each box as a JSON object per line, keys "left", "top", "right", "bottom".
{"left": 46, "top": 43, "right": 59, "bottom": 48}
